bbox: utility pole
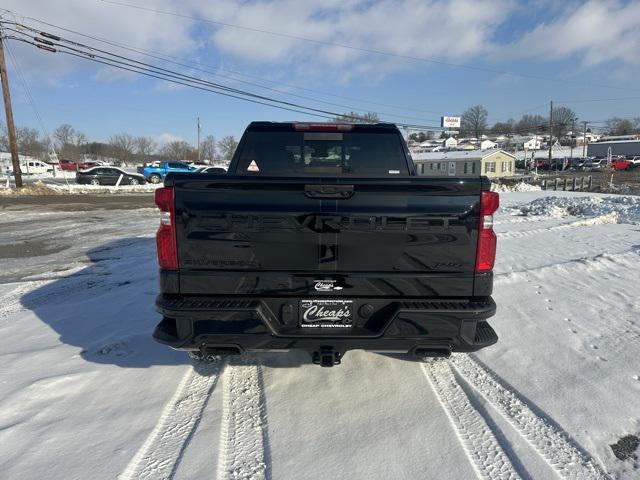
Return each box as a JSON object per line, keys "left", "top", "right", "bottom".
{"left": 548, "top": 101, "right": 553, "bottom": 165}
{"left": 0, "top": 35, "right": 22, "bottom": 188}
{"left": 570, "top": 117, "right": 576, "bottom": 159}
{"left": 582, "top": 121, "right": 589, "bottom": 158}
{"left": 196, "top": 116, "right": 201, "bottom": 162}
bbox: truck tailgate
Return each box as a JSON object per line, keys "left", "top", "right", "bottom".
{"left": 169, "top": 176, "right": 486, "bottom": 298}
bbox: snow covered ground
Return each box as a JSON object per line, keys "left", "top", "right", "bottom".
{"left": 0, "top": 180, "right": 162, "bottom": 196}
{"left": 1, "top": 191, "right": 639, "bottom": 479}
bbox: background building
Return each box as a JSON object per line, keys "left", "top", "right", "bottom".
{"left": 587, "top": 140, "right": 640, "bottom": 157}
{"left": 413, "top": 150, "right": 516, "bottom": 178}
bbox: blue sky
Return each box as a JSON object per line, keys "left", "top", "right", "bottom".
{"left": 2, "top": 0, "right": 640, "bottom": 147}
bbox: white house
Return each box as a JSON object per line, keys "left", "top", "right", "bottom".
{"left": 515, "top": 136, "right": 542, "bottom": 150}
{"left": 443, "top": 137, "right": 458, "bottom": 149}
{"left": 480, "top": 139, "right": 496, "bottom": 150}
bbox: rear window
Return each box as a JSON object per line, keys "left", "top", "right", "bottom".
{"left": 235, "top": 131, "right": 409, "bottom": 176}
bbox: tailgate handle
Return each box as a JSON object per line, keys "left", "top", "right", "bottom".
{"left": 305, "top": 184, "right": 354, "bottom": 199}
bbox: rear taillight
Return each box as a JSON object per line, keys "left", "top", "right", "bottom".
{"left": 155, "top": 187, "right": 178, "bottom": 270}
{"left": 476, "top": 191, "right": 499, "bottom": 273}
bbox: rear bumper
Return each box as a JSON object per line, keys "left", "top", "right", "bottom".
{"left": 153, "top": 295, "right": 498, "bottom": 355}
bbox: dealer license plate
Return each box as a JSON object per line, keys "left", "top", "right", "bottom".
{"left": 299, "top": 299, "right": 354, "bottom": 328}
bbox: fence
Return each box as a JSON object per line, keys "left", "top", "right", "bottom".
{"left": 541, "top": 176, "right": 593, "bottom": 191}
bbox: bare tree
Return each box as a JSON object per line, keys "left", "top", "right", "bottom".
{"left": 199, "top": 135, "right": 216, "bottom": 163}
{"left": 604, "top": 117, "right": 635, "bottom": 136}
{"left": 1, "top": 124, "right": 46, "bottom": 159}
{"left": 74, "top": 131, "right": 87, "bottom": 148}
{"left": 514, "top": 114, "right": 547, "bottom": 135}
{"left": 17, "top": 127, "right": 45, "bottom": 159}
{"left": 109, "top": 133, "right": 136, "bottom": 165}
{"left": 551, "top": 106, "right": 577, "bottom": 138}
{"left": 53, "top": 124, "right": 75, "bottom": 148}
{"left": 53, "top": 124, "right": 80, "bottom": 160}
{"left": 0, "top": 122, "right": 8, "bottom": 152}
{"left": 217, "top": 136, "right": 238, "bottom": 163}
{"left": 461, "top": 105, "right": 488, "bottom": 138}
{"left": 332, "top": 111, "right": 380, "bottom": 123}
{"left": 490, "top": 119, "right": 515, "bottom": 135}
{"left": 135, "top": 136, "right": 156, "bottom": 157}
{"left": 160, "top": 140, "right": 193, "bottom": 160}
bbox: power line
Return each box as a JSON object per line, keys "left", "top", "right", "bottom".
{"left": 97, "top": 0, "right": 640, "bottom": 93}
{"left": 5, "top": 10, "right": 639, "bottom": 134}
{"left": 4, "top": 11, "right": 444, "bottom": 118}
{"left": 2, "top": 21, "right": 442, "bottom": 125}
{"left": 3, "top": 20, "right": 458, "bottom": 131}
{"left": 4, "top": 40, "right": 47, "bottom": 133}
{"left": 4, "top": 19, "right": 636, "bottom": 138}
{"left": 3, "top": 30, "right": 354, "bottom": 121}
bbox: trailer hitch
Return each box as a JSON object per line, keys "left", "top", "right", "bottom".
{"left": 312, "top": 346, "right": 342, "bottom": 367}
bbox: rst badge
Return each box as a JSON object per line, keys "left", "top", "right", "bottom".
{"left": 314, "top": 279, "right": 343, "bottom": 292}
{"left": 300, "top": 299, "right": 354, "bottom": 328}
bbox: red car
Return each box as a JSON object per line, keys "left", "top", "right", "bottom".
{"left": 58, "top": 159, "right": 79, "bottom": 171}
{"left": 58, "top": 159, "right": 104, "bottom": 171}
{"left": 610, "top": 159, "right": 633, "bottom": 171}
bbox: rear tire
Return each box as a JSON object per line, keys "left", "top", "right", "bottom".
{"left": 90, "top": 178, "right": 100, "bottom": 185}
{"left": 129, "top": 177, "right": 139, "bottom": 185}
{"left": 149, "top": 174, "right": 161, "bottom": 184}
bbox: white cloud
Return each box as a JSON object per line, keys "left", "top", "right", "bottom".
{"left": 0, "top": 0, "right": 198, "bottom": 82}
{"left": 503, "top": 1, "right": 640, "bottom": 66}
{"left": 4, "top": 0, "right": 640, "bottom": 91}
{"left": 195, "top": 0, "right": 513, "bottom": 80}
{"left": 155, "top": 132, "right": 182, "bottom": 145}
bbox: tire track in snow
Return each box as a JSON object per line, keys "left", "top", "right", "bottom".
{"left": 422, "top": 360, "right": 522, "bottom": 480}
{"left": 216, "top": 357, "right": 268, "bottom": 480}
{"left": 452, "top": 355, "right": 610, "bottom": 480}
{"left": 120, "top": 359, "right": 222, "bottom": 480}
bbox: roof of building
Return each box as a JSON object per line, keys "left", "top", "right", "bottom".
{"left": 413, "top": 149, "right": 516, "bottom": 161}
{"left": 591, "top": 139, "right": 640, "bottom": 145}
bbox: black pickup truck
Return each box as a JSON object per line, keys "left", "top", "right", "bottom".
{"left": 152, "top": 122, "right": 499, "bottom": 366}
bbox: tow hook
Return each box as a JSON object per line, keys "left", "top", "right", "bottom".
{"left": 313, "top": 347, "right": 342, "bottom": 367}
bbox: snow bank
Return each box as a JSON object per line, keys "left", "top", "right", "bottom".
{"left": 492, "top": 181, "right": 541, "bottom": 192}
{"left": 0, "top": 181, "right": 160, "bottom": 196}
{"left": 518, "top": 195, "right": 640, "bottom": 224}
{"left": 0, "top": 182, "right": 59, "bottom": 196}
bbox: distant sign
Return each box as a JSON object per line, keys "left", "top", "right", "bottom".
{"left": 441, "top": 116, "right": 461, "bottom": 128}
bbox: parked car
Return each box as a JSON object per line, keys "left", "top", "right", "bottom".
{"left": 583, "top": 159, "right": 607, "bottom": 171}
{"left": 58, "top": 159, "right": 79, "bottom": 171}
{"left": 59, "top": 159, "right": 107, "bottom": 171}
{"left": 610, "top": 159, "right": 634, "bottom": 171}
{"left": 76, "top": 167, "right": 146, "bottom": 185}
{"left": 569, "top": 157, "right": 588, "bottom": 170}
{"left": 531, "top": 158, "right": 546, "bottom": 170}
{"left": 19, "top": 160, "right": 54, "bottom": 175}
{"left": 143, "top": 161, "right": 195, "bottom": 183}
{"left": 194, "top": 166, "right": 227, "bottom": 174}
{"left": 627, "top": 156, "right": 640, "bottom": 167}
{"left": 152, "top": 121, "right": 499, "bottom": 366}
